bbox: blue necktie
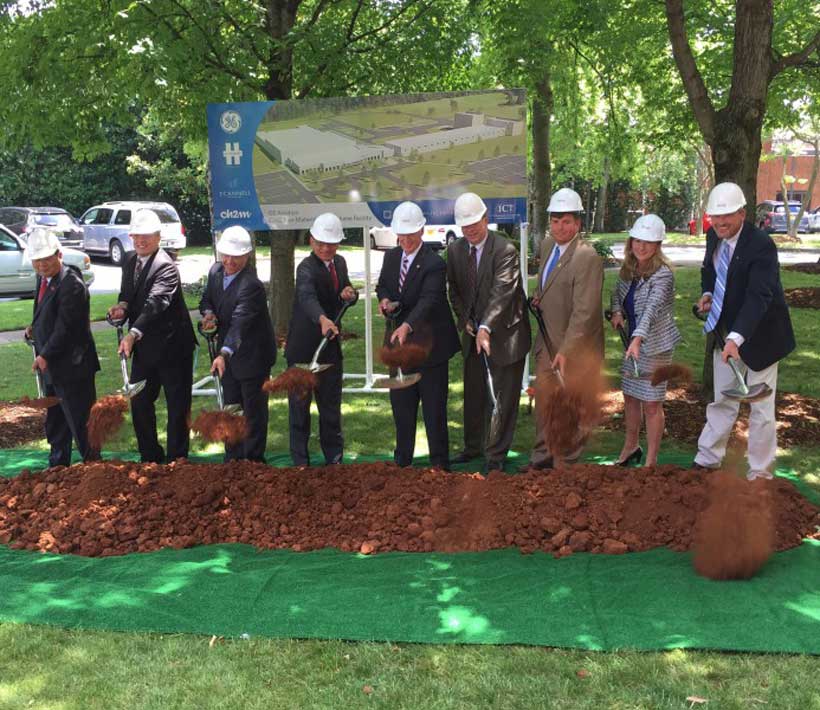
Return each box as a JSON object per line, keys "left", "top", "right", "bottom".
{"left": 704, "top": 241, "right": 731, "bottom": 333}
{"left": 542, "top": 246, "right": 560, "bottom": 288}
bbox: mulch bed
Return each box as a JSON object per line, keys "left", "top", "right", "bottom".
{"left": 784, "top": 262, "right": 820, "bottom": 275}
{"left": 0, "top": 402, "right": 46, "bottom": 448}
{"left": 0, "top": 461, "right": 816, "bottom": 563}
{"left": 601, "top": 384, "right": 820, "bottom": 448}
{"left": 784, "top": 287, "right": 820, "bottom": 309}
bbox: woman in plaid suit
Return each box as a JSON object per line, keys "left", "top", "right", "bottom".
{"left": 609, "top": 214, "right": 681, "bottom": 466}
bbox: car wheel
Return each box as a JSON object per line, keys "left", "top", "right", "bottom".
{"left": 110, "top": 239, "right": 125, "bottom": 266}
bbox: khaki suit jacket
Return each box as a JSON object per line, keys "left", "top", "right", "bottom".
{"left": 534, "top": 234, "right": 604, "bottom": 360}
{"left": 446, "top": 230, "right": 531, "bottom": 366}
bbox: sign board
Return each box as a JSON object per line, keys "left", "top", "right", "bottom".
{"left": 207, "top": 89, "right": 527, "bottom": 231}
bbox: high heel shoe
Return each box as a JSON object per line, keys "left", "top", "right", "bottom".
{"left": 614, "top": 446, "right": 643, "bottom": 467}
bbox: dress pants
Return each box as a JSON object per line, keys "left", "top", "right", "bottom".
{"left": 695, "top": 348, "right": 778, "bottom": 479}
{"left": 530, "top": 351, "right": 585, "bottom": 465}
{"left": 130, "top": 349, "right": 194, "bottom": 463}
{"left": 462, "top": 348, "right": 525, "bottom": 462}
{"left": 221, "top": 370, "right": 269, "bottom": 462}
{"left": 44, "top": 376, "right": 98, "bottom": 468}
{"left": 389, "top": 361, "right": 450, "bottom": 468}
{"left": 288, "top": 361, "right": 343, "bottom": 466}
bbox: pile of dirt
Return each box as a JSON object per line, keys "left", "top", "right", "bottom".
{"left": 0, "top": 401, "right": 46, "bottom": 448}
{"left": 1, "top": 461, "right": 815, "bottom": 559}
{"left": 784, "top": 287, "right": 820, "bottom": 309}
{"left": 784, "top": 262, "right": 820, "bottom": 275}
{"left": 601, "top": 384, "right": 820, "bottom": 448}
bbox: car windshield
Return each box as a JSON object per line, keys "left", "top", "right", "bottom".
{"left": 34, "top": 213, "right": 75, "bottom": 228}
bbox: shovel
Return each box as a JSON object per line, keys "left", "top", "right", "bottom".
{"left": 22, "top": 332, "right": 60, "bottom": 407}
{"left": 296, "top": 290, "right": 359, "bottom": 374}
{"left": 526, "top": 297, "right": 565, "bottom": 387}
{"left": 691, "top": 305, "right": 772, "bottom": 403}
{"left": 468, "top": 317, "right": 503, "bottom": 444}
{"left": 106, "top": 314, "right": 146, "bottom": 399}
{"left": 372, "top": 301, "right": 422, "bottom": 390}
{"left": 198, "top": 320, "right": 241, "bottom": 414}
{"left": 604, "top": 308, "right": 642, "bottom": 379}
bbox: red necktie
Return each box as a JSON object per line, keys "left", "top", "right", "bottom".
{"left": 328, "top": 261, "right": 340, "bottom": 292}
{"left": 37, "top": 278, "right": 48, "bottom": 303}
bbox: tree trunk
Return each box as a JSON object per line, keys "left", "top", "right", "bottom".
{"left": 594, "top": 156, "right": 609, "bottom": 233}
{"left": 531, "top": 74, "right": 552, "bottom": 254}
{"left": 268, "top": 230, "right": 297, "bottom": 337}
{"left": 711, "top": 103, "right": 763, "bottom": 209}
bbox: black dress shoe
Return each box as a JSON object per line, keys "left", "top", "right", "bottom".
{"left": 451, "top": 452, "right": 480, "bottom": 464}
{"left": 517, "top": 459, "right": 553, "bottom": 473}
{"left": 484, "top": 460, "right": 505, "bottom": 474}
{"left": 614, "top": 447, "right": 643, "bottom": 467}
{"left": 692, "top": 461, "right": 717, "bottom": 471}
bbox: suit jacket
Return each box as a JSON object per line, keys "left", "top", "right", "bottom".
{"left": 446, "top": 230, "right": 531, "bottom": 366}
{"left": 534, "top": 235, "right": 604, "bottom": 360}
{"left": 284, "top": 252, "right": 352, "bottom": 364}
{"left": 32, "top": 264, "right": 100, "bottom": 384}
{"left": 376, "top": 244, "right": 460, "bottom": 368}
{"left": 611, "top": 265, "right": 681, "bottom": 356}
{"left": 118, "top": 248, "right": 196, "bottom": 367}
{"left": 199, "top": 263, "right": 277, "bottom": 380}
{"left": 701, "top": 221, "right": 795, "bottom": 371}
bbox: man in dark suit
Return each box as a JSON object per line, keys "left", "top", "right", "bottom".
{"left": 26, "top": 228, "right": 100, "bottom": 467}
{"left": 694, "top": 182, "right": 795, "bottom": 480}
{"left": 108, "top": 209, "right": 197, "bottom": 463}
{"left": 446, "top": 192, "right": 531, "bottom": 472}
{"left": 199, "top": 225, "right": 277, "bottom": 461}
{"left": 284, "top": 212, "right": 356, "bottom": 466}
{"left": 376, "top": 201, "right": 460, "bottom": 469}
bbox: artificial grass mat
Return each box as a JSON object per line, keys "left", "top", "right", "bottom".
{"left": 0, "top": 449, "right": 818, "bottom": 653}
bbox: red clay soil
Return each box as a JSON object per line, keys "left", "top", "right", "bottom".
{"left": 87, "top": 395, "right": 129, "bottom": 450}
{"left": 602, "top": 383, "right": 820, "bottom": 448}
{"left": 379, "top": 343, "right": 430, "bottom": 371}
{"left": 191, "top": 410, "right": 248, "bottom": 446}
{"left": 784, "top": 286, "right": 820, "bottom": 309}
{"left": 0, "top": 401, "right": 46, "bottom": 448}
{"left": 2, "top": 460, "right": 815, "bottom": 560}
{"left": 16, "top": 396, "right": 60, "bottom": 409}
{"left": 262, "top": 368, "right": 318, "bottom": 399}
{"left": 784, "top": 262, "right": 820, "bottom": 275}
{"left": 650, "top": 363, "right": 693, "bottom": 387}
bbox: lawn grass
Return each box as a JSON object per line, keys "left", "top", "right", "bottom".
{"left": 1, "top": 266, "right": 818, "bottom": 708}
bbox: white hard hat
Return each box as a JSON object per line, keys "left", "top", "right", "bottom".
{"left": 453, "top": 192, "right": 488, "bottom": 227}
{"left": 390, "top": 201, "right": 426, "bottom": 235}
{"left": 130, "top": 208, "right": 162, "bottom": 235}
{"left": 25, "top": 227, "right": 61, "bottom": 260}
{"left": 216, "top": 225, "right": 253, "bottom": 256}
{"left": 706, "top": 182, "right": 747, "bottom": 215}
{"left": 548, "top": 188, "right": 583, "bottom": 213}
{"left": 310, "top": 212, "right": 345, "bottom": 243}
{"left": 629, "top": 214, "right": 666, "bottom": 243}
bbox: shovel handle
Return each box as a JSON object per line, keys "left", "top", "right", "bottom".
{"left": 691, "top": 304, "right": 749, "bottom": 394}
{"left": 310, "top": 291, "right": 359, "bottom": 368}
{"left": 604, "top": 309, "right": 631, "bottom": 351}
{"left": 24, "top": 335, "right": 47, "bottom": 398}
{"left": 526, "top": 298, "right": 564, "bottom": 387}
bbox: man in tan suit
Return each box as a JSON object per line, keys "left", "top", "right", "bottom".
{"left": 447, "top": 192, "right": 531, "bottom": 472}
{"left": 522, "top": 187, "right": 604, "bottom": 471}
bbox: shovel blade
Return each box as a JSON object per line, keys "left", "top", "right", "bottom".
{"left": 372, "top": 372, "right": 422, "bottom": 390}
{"left": 222, "top": 404, "right": 243, "bottom": 415}
{"left": 295, "top": 363, "right": 333, "bottom": 374}
{"left": 721, "top": 383, "right": 772, "bottom": 403}
{"left": 118, "top": 379, "right": 147, "bottom": 399}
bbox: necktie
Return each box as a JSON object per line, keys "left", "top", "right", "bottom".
{"left": 134, "top": 257, "right": 144, "bottom": 286}
{"left": 542, "top": 245, "right": 560, "bottom": 288}
{"left": 328, "top": 260, "right": 340, "bottom": 292}
{"left": 466, "top": 246, "right": 478, "bottom": 317}
{"left": 704, "top": 241, "right": 731, "bottom": 333}
{"left": 399, "top": 254, "right": 409, "bottom": 291}
{"left": 37, "top": 278, "right": 48, "bottom": 303}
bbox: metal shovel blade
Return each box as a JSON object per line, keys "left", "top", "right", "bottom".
{"left": 222, "top": 404, "right": 243, "bottom": 415}
{"left": 118, "top": 380, "right": 147, "bottom": 399}
{"left": 721, "top": 382, "right": 772, "bottom": 403}
{"left": 372, "top": 372, "right": 421, "bottom": 390}
{"left": 295, "top": 362, "right": 333, "bottom": 374}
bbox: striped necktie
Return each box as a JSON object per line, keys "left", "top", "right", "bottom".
{"left": 399, "top": 254, "right": 409, "bottom": 291}
{"left": 704, "top": 241, "right": 731, "bottom": 333}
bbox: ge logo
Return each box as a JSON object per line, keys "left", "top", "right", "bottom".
{"left": 220, "top": 111, "right": 242, "bottom": 134}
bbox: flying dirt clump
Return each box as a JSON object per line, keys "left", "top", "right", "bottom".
{"left": 650, "top": 363, "right": 693, "bottom": 387}
{"left": 87, "top": 395, "right": 129, "bottom": 450}
{"left": 16, "top": 395, "right": 60, "bottom": 409}
{"left": 191, "top": 410, "right": 248, "bottom": 446}
{"left": 262, "top": 368, "right": 319, "bottom": 399}
{"left": 379, "top": 343, "right": 430, "bottom": 371}
{"left": 693, "top": 470, "right": 775, "bottom": 580}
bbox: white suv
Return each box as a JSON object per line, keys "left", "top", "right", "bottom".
{"left": 79, "top": 201, "right": 186, "bottom": 265}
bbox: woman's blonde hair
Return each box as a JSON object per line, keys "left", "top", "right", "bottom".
{"left": 618, "top": 238, "right": 673, "bottom": 281}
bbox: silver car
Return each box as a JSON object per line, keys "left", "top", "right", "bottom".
{"left": 0, "top": 225, "right": 94, "bottom": 297}
{"left": 80, "top": 200, "right": 186, "bottom": 265}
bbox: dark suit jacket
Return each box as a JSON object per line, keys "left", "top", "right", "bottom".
{"left": 446, "top": 230, "right": 531, "bottom": 366}
{"left": 118, "top": 248, "right": 196, "bottom": 366}
{"left": 32, "top": 264, "right": 100, "bottom": 384}
{"left": 701, "top": 221, "right": 795, "bottom": 371}
{"left": 376, "top": 244, "right": 460, "bottom": 368}
{"left": 284, "top": 252, "right": 352, "bottom": 364}
{"left": 199, "top": 263, "right": 277, "bottom": 380}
